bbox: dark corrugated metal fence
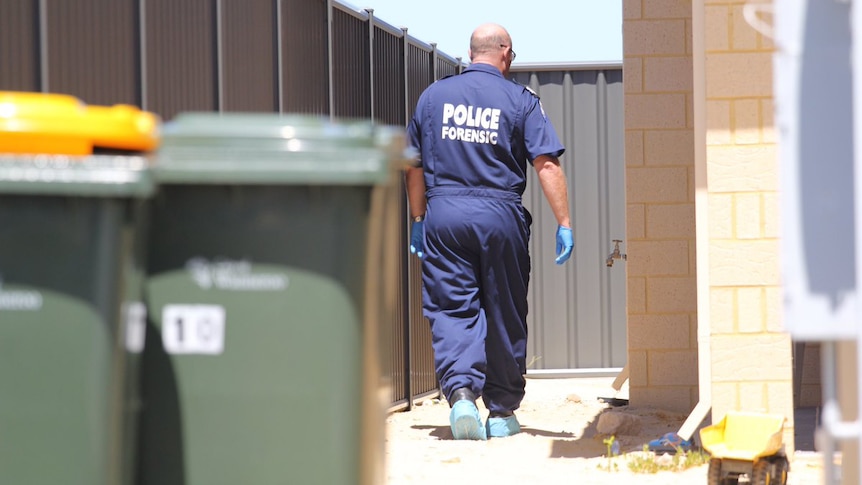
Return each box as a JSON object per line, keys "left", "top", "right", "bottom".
{"left": 0, "top": 0, "right": 466, "bottom": 411}
{"left": 221, "top": 0, "right": 280, "bottom": 112}
{"left": 281, "top": 0, "right": 329, "bottom": 114}
{"left": 1, "top": 0, "right": 627, "bottom": 399}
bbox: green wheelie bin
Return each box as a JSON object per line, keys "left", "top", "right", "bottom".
{"left": 0, "top": 155, "right": 154, "bottom": 485}
{"left": 137, "top": 113, "right": 408, "bottom": 485}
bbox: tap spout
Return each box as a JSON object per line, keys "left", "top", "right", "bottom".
{"left": 606, "top": 239, "right": 627, "bottom": 267}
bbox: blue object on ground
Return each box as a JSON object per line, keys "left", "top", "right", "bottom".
{"left": 648, "top": 432, "right": 693, "bottom": 453}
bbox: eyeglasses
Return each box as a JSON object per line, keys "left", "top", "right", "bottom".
{"left": 499, "top": 44, "right": 516, "bottom": 61}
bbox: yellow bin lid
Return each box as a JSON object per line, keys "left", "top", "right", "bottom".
{"left": 0, "top": 91, "right": 160, "bottom": 155}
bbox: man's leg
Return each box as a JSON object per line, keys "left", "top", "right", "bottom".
{"left": 422, "top": 197, "right": 487, "bottom": 440}
{"left": 477, "top": 201, "right": 531, "bottom": 437}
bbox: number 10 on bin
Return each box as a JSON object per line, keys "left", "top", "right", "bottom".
{"left": 162, "top": 304, "right": 226, "bottom": 355}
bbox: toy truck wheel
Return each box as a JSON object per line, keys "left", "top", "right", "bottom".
{"left": 774, "top": 456, "right": 789, "bottom": 485}
{"left": 707, "top": 459, "right": 721, "bottom": 485}
{"left": 751, "top": 460, "right": 772, "bottom": 485}
{"left": 707, "top": 458, "right": 739, "bottom": 485}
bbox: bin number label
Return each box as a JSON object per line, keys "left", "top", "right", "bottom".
{"left": 162, "top": 304, "right": 226, "bottom": 355}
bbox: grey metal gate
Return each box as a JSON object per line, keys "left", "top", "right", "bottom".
{"left": 512, "top": 64, "right": 627, "bottom": 374}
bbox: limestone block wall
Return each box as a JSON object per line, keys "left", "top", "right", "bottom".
{"left": 623, "top": 0, "right": 797, "bottom": 451}
{"left": 623, "top": 0, "right": 698, "bottom": 413}
{"left": 702, "top": 0, "right": 795, "bottom": 451}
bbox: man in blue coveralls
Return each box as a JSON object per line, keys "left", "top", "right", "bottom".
{"left": 405, "top": 23, "right": 573, "bottom": 440}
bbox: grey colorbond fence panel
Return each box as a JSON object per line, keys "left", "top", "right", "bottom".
{"left": 512, "top": 66, "right": 626, "bottom": 373}
{"left": 222, "top": 0, "right": 278, "bottom": 112}
{"left": 0, "top": 0, "right": 39, "bottom": 91}
{"left": 602, "top": 69, "right": 627, "bottom": 369}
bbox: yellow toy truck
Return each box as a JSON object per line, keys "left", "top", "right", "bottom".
{"left": 699, "top": 411, "right": 789, "bottom": 485}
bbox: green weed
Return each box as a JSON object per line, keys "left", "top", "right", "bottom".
{"left": 596, "top": 435, "right": 621, "bottom": 472}
{"left": 626, "top": 444, "right": 711, "bottom": 474}
{"left": 597, "top": 437, "right": 710, "bottom": 474}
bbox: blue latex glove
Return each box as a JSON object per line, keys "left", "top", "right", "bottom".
{"left": 555, "top": 225, "right": 573, "bottom": 265}
{"left": 410, "top": 220, "right": 425, "bottom": 258}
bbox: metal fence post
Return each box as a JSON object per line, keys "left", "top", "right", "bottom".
{"left": 366, "top": 9, "right": 375, "bottom": 123}
{"left": 275, "top": 0, "right": 283, "bottom": 114}
{"left": 326, "top": 0, "right": 334, "bottom": 119}
{"left": 215, "top": 0, "right": 224, "bottom": 112}
{"left": 137, "top": 0, "right": 147, "bottom": 110}
{"left": 401, "top": 26, "right": 414, "bottom": 409}
{"left": 38, "top": 0, "right": 48, "bottom": 92}
{"left": 401, "top": 28, "right": 409, "bottom": 126}
{"left": 431, "top": 43, "right": 438, "bottom": 81}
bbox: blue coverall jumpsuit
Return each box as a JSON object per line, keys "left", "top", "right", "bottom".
{"left": 407, "top": 63, "right": 565, "bottom": 415}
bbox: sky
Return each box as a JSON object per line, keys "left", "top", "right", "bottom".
{"left": 343, "top": 0, "right": 622, "bottom": 65}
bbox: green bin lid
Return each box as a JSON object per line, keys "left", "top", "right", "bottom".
{"left": 154, "top": 113, "right": 412, "bottom": 185}
{"left": 0, "top": 155, "right": 153, "bottom": 197}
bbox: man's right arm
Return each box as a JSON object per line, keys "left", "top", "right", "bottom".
{"left": 405, "top": 166, "right": 427, "bottom": 258}
{"left": 405, "top": 166, "right": 427, "bottom": 218}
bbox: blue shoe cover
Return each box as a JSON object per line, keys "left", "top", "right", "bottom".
{"left": 485, "top": 415, "right": 521, "bottom": 438}
{"left": 647, "top": 432, "right": 692, "bottom": 453}
{"left": 449, "top": 400, "right": 487, "bottom": 440}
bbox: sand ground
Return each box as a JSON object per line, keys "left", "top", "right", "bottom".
{"left": 385, "top": 377, "right": 827, "bottom": 485}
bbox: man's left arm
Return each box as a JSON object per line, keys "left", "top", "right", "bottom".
{"left": 534, "top": 155, "right": 570, "bottom": 227}
{"left": 533, "top": 155, "right": 573, "bottom": 265}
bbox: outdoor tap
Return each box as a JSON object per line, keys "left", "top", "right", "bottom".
{"left": 606, "top": 239, "right": 626, "bottom": 267}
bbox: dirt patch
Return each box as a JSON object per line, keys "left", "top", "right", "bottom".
{"left": 385, "top": 377, "right": 824, "bottom": 484}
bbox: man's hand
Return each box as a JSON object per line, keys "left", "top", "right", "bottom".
{"left": 555, "top": 225, "right": 573, "bottom": 265}
{"left": 410, "top": 220, "right": 425, "bottom": 258}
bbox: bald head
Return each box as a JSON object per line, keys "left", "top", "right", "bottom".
{"left": 468, "top": 23, "right": 514, "bottom": 76}
{"left": 469, "top": 23, "right": 511, "bottom": 56}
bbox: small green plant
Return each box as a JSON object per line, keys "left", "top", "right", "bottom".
{"left": 597, "top": 435, "right": 620, "bottom": 472}
{"left": 626, "top": 444, "right": 711, "bottom": 474}
{"left": 627, "top": 445, "right": 665, "bottom": 474}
